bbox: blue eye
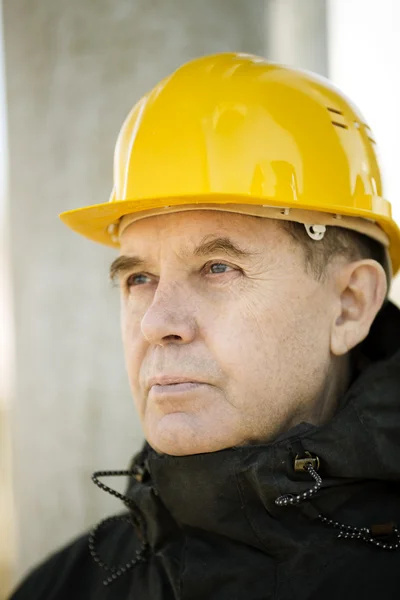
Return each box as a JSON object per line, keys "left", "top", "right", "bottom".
{"left": 126, "top": 273, "right": 151, "bottom": 287}
{"left": 209, "top": 262, "right": 232, "bottom": 274}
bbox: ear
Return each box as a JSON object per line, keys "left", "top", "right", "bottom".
{"left": 330, "top": 259, "right": 387, "bottom": 356}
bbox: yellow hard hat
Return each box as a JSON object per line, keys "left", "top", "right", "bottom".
{"left": 60, "top": 52, "right": 400, "bottom": 275}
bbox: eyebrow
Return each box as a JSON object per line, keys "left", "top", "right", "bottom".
{"left": 109, "top": 235, "right": 255, "bottom": 281}
{"left": 109, "top": 255, "right": 146, "bottom": 281}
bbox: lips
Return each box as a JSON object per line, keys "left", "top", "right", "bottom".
{"left": 148, "top": 375, "right": 204, "bottom": 389}
{"left": 150, "top": 381, "right": 204, "bottom": 395}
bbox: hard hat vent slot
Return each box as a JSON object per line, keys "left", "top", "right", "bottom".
{"left": 331, "top": 121, "right": 348, "bottom": 130}
{"left": 327, "top": 107, "right": 348, "bottom": 130}
{"left": 327, "top": 107, "right": 343, "bottom": 116}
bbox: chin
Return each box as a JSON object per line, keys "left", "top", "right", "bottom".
{"left": 146, "top": 412, "right": 233, "bottom": 456}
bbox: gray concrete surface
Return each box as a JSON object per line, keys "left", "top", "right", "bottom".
{"left": 3, "top": 0, "right": 266, "bottom": 580}
{"left": 265, "top": 0, "right": 328, "bottom": 75}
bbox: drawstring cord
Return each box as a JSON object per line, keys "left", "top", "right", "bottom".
{"left": 275, "top": 461, "right": 322, "bottom": 507}
{"left": 319, "top": 515, "right": 400, "bottom": 551}
{"left": 275, "top": 449, "right": 400, "bottom": 552}
{"left": 89, "top": 469, "right": 149, "bottom": 587}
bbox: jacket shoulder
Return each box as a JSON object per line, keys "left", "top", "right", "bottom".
{"left": 9, "top": 513, "right": 135, "bottom": 600}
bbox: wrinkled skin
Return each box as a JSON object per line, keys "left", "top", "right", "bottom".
{"left": 116, "top": 211, "right": 385, "bottom": 455}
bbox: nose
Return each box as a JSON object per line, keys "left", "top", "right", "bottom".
{"left": 140, "top": 280, "right": 198, "bottom": 346}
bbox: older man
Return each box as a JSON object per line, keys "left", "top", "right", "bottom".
{"left": 10, "top": 53, "right": 400, "bottom": 599}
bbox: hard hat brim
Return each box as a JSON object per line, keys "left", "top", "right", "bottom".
{"left": 59, "top": 193, "right": 400, "bottom": 275}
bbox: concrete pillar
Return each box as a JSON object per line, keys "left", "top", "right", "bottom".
{"left": 265, "top": 0, "right": 328, "bottom": 75}
{"left": 3, "top": 0, "right": 266, "bottom": 582}
{"left": 0, "top": 3, "right": 16, "bottom": 597}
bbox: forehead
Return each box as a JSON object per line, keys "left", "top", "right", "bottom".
{"left": 119, "top": 210, "right": 280, "bottom": 253}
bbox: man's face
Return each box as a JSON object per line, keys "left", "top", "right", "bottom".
{"left": 117, "top": 211, "right": 338, "bottom": 455}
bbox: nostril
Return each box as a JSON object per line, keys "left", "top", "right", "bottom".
{"left": 163, "top": 335, "right": 182, "bottom": 341}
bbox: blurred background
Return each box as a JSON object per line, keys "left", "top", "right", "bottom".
{"left": 1, "top": 0, "right": 400, "bottom": 596}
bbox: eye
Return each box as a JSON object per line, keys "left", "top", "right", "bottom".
{"left": 126, "top": 273, "right": 152, "bottom": 288}
{"left": 206, "top": 262, "right": 234, "bottom": 274}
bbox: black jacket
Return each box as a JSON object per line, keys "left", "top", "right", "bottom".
{"left": 10, "top": 302, "right": 400, "bottom": 599}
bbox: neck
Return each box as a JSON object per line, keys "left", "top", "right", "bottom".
{"left": 276, "top": 352, "right": 353, "bottom": 439}
{"left": 312, "top": 352, "right": 353, "bottom": 427}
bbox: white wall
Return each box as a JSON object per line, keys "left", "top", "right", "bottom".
{"left": 327, "top": 0, "right": 400, "bottom": 302}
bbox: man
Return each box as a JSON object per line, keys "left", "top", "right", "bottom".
{"left": 10, "top": 53, "right": 400, "bottom": 599}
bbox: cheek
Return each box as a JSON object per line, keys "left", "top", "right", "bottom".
{"left": 121, "top": 299, "right": 146, "bottom": 394}
{"left": 213, "top": 288, "right": 330, "bottom": 406}
{"left": 256, "top": 290, "right": 332, "bottom": 399}
{"left": 206, "top": 298, "right": 275, "bottom": 393}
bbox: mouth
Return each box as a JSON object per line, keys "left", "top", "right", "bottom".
{"left": 150, "top": 381, "right": 205, "bottom": 395}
